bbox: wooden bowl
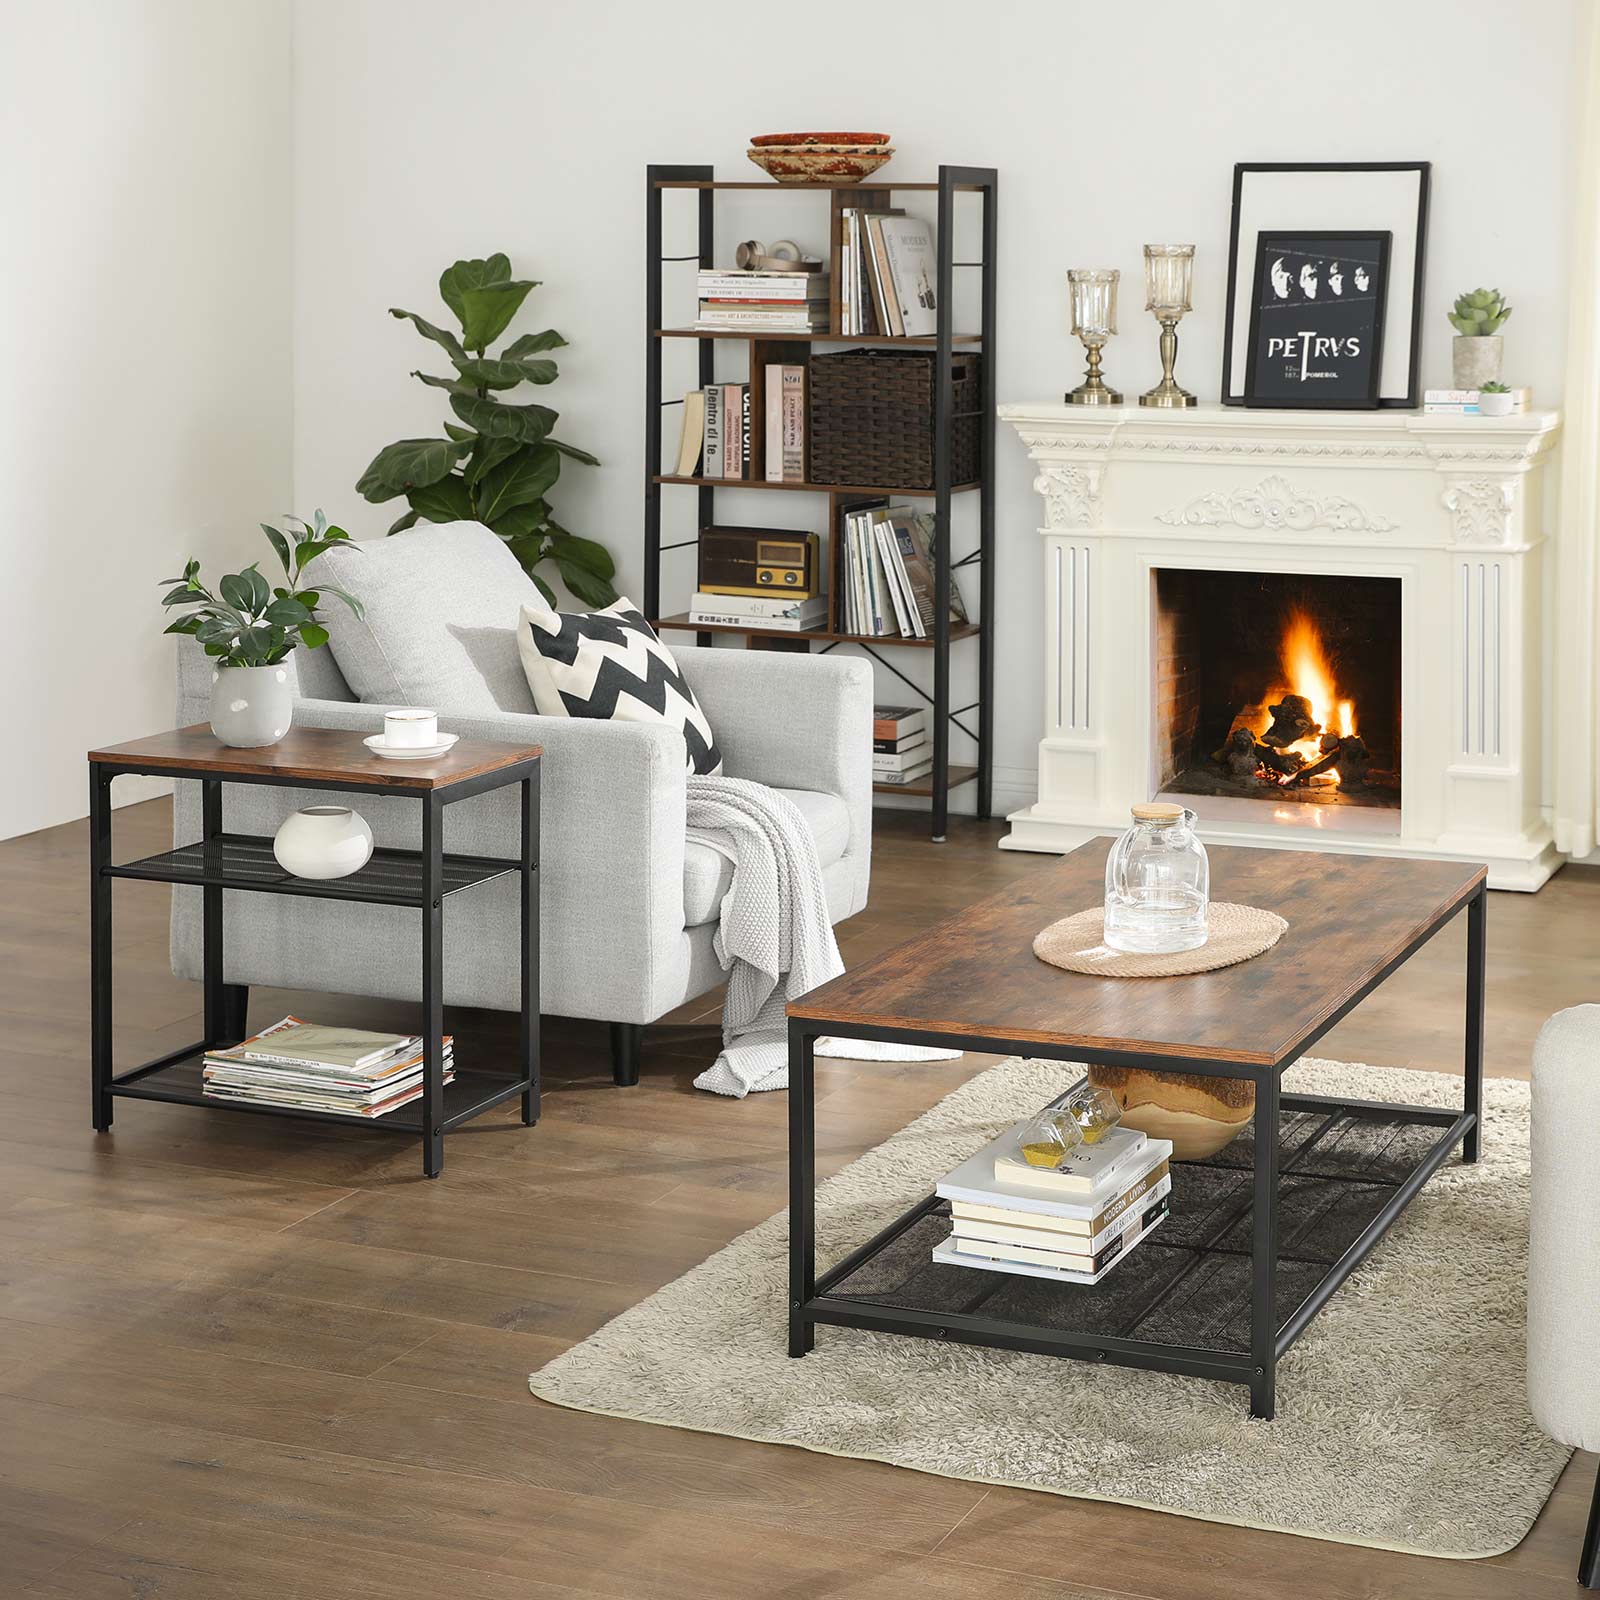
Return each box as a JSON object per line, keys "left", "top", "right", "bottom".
{"left": 750, "top": 130, "right": 890, "bottom": 147}
{"left": 747, "top": 145, "right": 894, "bottom": 185}
{"left": 1086, "top": 1064, "right": 1255, "bottom": 1160}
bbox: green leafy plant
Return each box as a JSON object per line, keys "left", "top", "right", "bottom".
{"left": 1480, "top": 380, "right": 1511, "bottom": 394}
{"left": 160, "top": 511, "right": 364, "bottom": 666}
{"left": 355, "top": 253, "right": 615, "bottom": 607}
{"left": 1448, "top": 288, "right": 1512, "bottom": 337}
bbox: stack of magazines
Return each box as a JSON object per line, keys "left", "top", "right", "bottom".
{"left": 202, "top": 1016, "right": 454, "bottom": 1118}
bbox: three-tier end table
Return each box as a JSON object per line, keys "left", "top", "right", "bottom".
{"left": 87, "top": 725, "right": 541, "bottom": 1177}
{"left": 786, "top": 842, "right": 1486, "bottom": 1419}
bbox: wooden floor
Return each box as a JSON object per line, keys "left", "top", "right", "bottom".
{"left": 1, "top": 796, "right": 1595, "bottom": 1599}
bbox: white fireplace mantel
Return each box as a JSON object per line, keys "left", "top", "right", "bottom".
{"left": 998, "top": 403, "right": 1563, "bottom": 890}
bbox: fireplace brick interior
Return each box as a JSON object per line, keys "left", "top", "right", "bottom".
{"left": 1154, "top": 569, "right": 1401, "bottom": 810}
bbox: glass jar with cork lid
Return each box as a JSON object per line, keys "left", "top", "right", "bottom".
{"left": 1103, "top": 802, "right": 1209, "bottom": 954}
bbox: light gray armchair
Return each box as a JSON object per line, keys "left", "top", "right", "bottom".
{"left": 170, "top": 523, "right": 873, "bottom": 1084}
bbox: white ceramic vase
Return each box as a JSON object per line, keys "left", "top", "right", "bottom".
{"left": 272, "top": 805, "right": 374, "bottom": 880}
{"left": 211, "top": 662, "right": 293, "bottom": 748}
{"left": 1451, "top": 334, "right": 1504, "bottom": 390}
{"left": 1478, "top": 389, "right": 1517, "bottom": 417}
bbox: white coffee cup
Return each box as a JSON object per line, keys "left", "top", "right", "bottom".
{"left": 384, "top": 708, "right": 438, "bottom": 748}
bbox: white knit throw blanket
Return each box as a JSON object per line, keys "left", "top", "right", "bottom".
{"left": 686, "top": 775, "right": 960, "bottom": 1098}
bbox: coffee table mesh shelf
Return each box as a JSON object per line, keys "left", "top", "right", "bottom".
{"left": 822, "top": 1097, "right": 1454, "bottom": 1356}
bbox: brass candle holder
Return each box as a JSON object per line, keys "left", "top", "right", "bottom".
{"left": 1065, "top": 268, "right": 1122, "bottom": 405}
{"left": 1139, "top": 244, "right": 1196, "bottom": 408}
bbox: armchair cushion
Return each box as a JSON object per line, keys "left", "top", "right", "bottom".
{"left": 517, "top": 599, "right": 722, "bottom": 775}
{"left": 315, "top": 521, "right": 541, "bottom": 716}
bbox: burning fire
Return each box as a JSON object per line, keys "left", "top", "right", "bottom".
{"left": 1276, "top": 607, "right": 1354, "bottom": 781}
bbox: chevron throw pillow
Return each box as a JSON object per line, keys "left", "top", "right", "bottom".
{"left": 516, "top": 599, "right": 723, "bottom": 775}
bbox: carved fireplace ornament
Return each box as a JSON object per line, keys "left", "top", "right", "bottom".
{"left": 1157, "top": 473, "right": 1396, "bottom": 533}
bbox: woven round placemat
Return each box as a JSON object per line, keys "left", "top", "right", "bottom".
{"left": 1033, "top": 902, "right": 1288, "bottom": 978}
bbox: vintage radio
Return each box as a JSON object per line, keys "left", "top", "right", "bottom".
{"left": 697, "top": 525, "right": 819, "bottom": 598}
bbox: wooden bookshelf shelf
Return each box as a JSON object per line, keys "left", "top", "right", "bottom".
{"left": 644, "top": 162, "right": 997, "bottom": 840}
{"left": 654, "top": 179, "right": 987, "bottom": 192}
{"left": 875, "top": 765, "right": 979, "bottom": 798}
{"left": 654, "top": 615, "right": 979, "bottom": 648}
{"left": 654, "top": 474, "right": 981, "bottom": 498}
{"left": 656, "top": 329, "right": 983, "bottom": 346}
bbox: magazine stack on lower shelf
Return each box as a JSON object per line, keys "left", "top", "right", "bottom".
{"left": 202, "top": 1016, "right": 455, "bottom": 1118}
{"left": 934, "top": 1116, "right": 1174, "bottom": 1284}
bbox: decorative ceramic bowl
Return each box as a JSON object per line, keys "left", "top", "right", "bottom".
{"left": 750, "top": 131, "right": 890, "bottom": 147}
{"left": 273, "top": 804, "right": 374, "bottom": 880}
{"left": 747, "top": 145, "right": 894, "bottom": 184}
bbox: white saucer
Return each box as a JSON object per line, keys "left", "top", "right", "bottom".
{"left": 364, "top": 732, "right": 459, "bottom": 761}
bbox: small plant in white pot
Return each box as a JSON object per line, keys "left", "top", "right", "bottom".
{"left": 1477, "top": 380, "right": 1517, "bottom": 418}
{"left": 1449, "top": 287, "right": 1512, "bottom": 389}
{"left": 159, "top": 511, "right": 363, "bottom": 748}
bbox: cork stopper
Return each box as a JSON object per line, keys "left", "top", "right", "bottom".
{"left": 1130, "top": 801, "right": 1185, "bottom": 823}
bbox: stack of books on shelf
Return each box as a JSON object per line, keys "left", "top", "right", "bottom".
{"left": 688, "top": 589, "right": 826, "bottom": 632}
{"left": 695, "top": 268, "right": 829, "bottom": 333}
{"left": 1423, "top": 386, "right": 1533, "bottom": 414}
{"left": 933, "top": 1117, "right": 1174, "bottom": 1284}
{"left": 673, "top": 383, "right": 750, "bottom": 478}
{"left": 839, "top": 503, "right": 967, "bottom": 639}
{"left": 201, "top": 1016, "right": 455, "bottom": 1118}
{"left": 874, "top": 705, "right": 931, "bottom": 788}
{"left": 839, "top": 209, "right": 938, "bottom": 337}
{"left": 763, "top": 363, "right": 807, "bottom": 482}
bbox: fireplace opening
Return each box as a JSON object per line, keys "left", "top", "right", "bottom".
{"left": 1153, "top": 569, "right": 1401, "bottom": 811}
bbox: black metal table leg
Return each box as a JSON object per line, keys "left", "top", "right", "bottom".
{"left": 89, "top": 766, "right": 114, "bottom": 1132}
{"left": 201, "top": 778, "right": 225, "bottom": 1047}
{"left": 788, "top": 1021, "right": 817, "bottom": 1357}
{"left": 1250, "top": 1069, "right": 1280, "bottom": 1419}
{"left": 520, "top": 769, "right": 540, "bottom": 1126}
{"left": 1580, "top": 1459, "right": 1600, "bottom": 1588}
{"left": 421, "top": 793, "right": 445, "bottom": 1178}
{"left": 1464, "top": 885, "right": 1486, "bottom": 1164}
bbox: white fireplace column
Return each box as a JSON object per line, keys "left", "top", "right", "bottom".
{"left": 998, "top": 404, "right": 1562, "bottom": 891}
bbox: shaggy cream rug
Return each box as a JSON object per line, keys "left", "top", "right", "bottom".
{"left": 529, "top": 1056, "right": 1567, "bottom": 1558}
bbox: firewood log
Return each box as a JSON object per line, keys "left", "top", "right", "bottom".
{"left": 1261, "top": 693, "right": 1320, "bottom": 748}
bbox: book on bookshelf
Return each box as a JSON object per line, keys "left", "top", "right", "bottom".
{"left": 695, "top": 306, "right": 829, "bottom": 331}
{"left": 877, "top": 216, "right": 939, "bottom": 338}
{"left": 873, "top": 761, "right": 933, "bottom": 787}
{"left": 697, "top": 269, "right": 828, "bottom": 300}
{"left": 874, "top": 731, "right": 926, "bottom": 755}
{"left": 839, "top": 504, "right": 968, "bottom": 638}
{"left": 873, "top": 705, "right": 927, "bottom": 740}
{"left": 873, "top": 743, "right": 932, "bottom": 774}
{"left": 688, "top": 594, "right": 827, "bottom": 631}
{"left": 674, "top": 390, "right": 706, "bottom": 476}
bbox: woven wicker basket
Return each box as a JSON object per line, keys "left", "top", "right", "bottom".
{"left": 808, "top": 350, "right": 981, "bottom": 488}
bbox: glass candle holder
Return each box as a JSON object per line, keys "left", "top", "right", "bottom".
{"left": 1066, "top": 268, "right": 1122, "bottom": 405}
{"left": 1065, "top": 1083, "right": 1124, "bottom": 1144}
{"left": 1139, "top": 244, "right": 1197, "bottom": 408}
{"left": 1012, "top": 1107, "right": 1084, "bottom": 1169}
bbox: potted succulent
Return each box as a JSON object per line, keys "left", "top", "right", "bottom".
{"left": 159, "top": 511, "right": 363, "bottom": 748}
{"left": 1448, "top": 287, "right": 1512, "bottom": 389}
{"left": 1477, "top": 380, "right": 1516, "bottom": 418}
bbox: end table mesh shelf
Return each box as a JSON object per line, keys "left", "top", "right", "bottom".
{"left": 87, "top": 725, "right": 542, "bottom": 1177}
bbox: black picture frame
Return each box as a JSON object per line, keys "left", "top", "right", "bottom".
{"left": 1243, "top": 231, "right": 1390, "bottom": 409}
{"left": 1221, "top": 161, "right": 1429, "bottom": 409}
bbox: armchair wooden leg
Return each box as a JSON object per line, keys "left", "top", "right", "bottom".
{"left": 1582, "top": 1459, "right": 1600, "bottom": 1589}
{"left": 609, "top": 1022, "right": 642, "bottom": 1087}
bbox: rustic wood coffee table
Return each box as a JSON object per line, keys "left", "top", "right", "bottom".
{"left": 786, "top": 843, "right": 1486, "bottom": 1418}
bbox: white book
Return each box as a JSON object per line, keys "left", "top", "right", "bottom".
{"left": 876, "top": 215, "right": 939, "bottom": 338}
{"left": 950, "top": 1191, "right": 1168, "bottom": 1272}
{"left": 852, "top": 514, "right": 873, "bottom": 634}
{"left": 934, "top": 1199, "right": 1168, "bottom": 1285}
{"left": 951, "top": 1159, "right": 1172, "bottom": 1239}
{"left": 995, "top": 1123, "right": 1150, "bottom": 1196}
{"left": 689, "top": 600, "right": 826, "bottom": 631}
{"left": 872, "top": 762, "right": 933, "bottom": 786}
{"left": 764, "top": 366, "right": 785, "bottom": 483}
{"left": 874, "top": 523, "right": 912, "bottom": 635}
{"left": 691, "top": 589, "right": 820, "bottom": 619}
{"left": 938, "top": 1128, "right": 1174, "bottom": 1220}
{"left": 952, "top": 1175, "right": 1173, "bottom": 1257}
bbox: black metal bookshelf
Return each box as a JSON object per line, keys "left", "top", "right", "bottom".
{"left": 644, "top": 162, "right": 997, "bottom": 841}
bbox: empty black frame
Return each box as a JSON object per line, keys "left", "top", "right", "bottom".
{"left": 1222, "top": 162, "right": 1430, "bottom": 409}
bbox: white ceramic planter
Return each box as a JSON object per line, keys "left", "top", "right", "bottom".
{"left": 210, "top": 662, "right": 293, "bottom": 747}
{"left": 1478, "top": 389, "right": 1517, "bottom": 417}
{"left": 272, "top": 805, "right": 374, "bottom": 880}
{"left": 1452, "top": 334, "right": 1504, "bottom": 390}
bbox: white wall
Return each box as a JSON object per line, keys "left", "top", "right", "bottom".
{"left": 0, "top": 0, "right": 293, "bottom": 840}
{"left": 281, "top": 0, "right": 1572, "bottom": 818}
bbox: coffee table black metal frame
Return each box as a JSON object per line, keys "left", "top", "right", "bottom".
{"left": 786, "top": 883, "right": 1485, "bottom": 1419}
{"left": 88, "top": 744, "right": 540, "bottom": 1179}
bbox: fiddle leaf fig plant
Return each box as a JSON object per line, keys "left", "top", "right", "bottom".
{"left": 159, "top": 511, "right": 363, "bottom": 666}
{"left": 355, "top": 253, "right": 615, "bottom": 608}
